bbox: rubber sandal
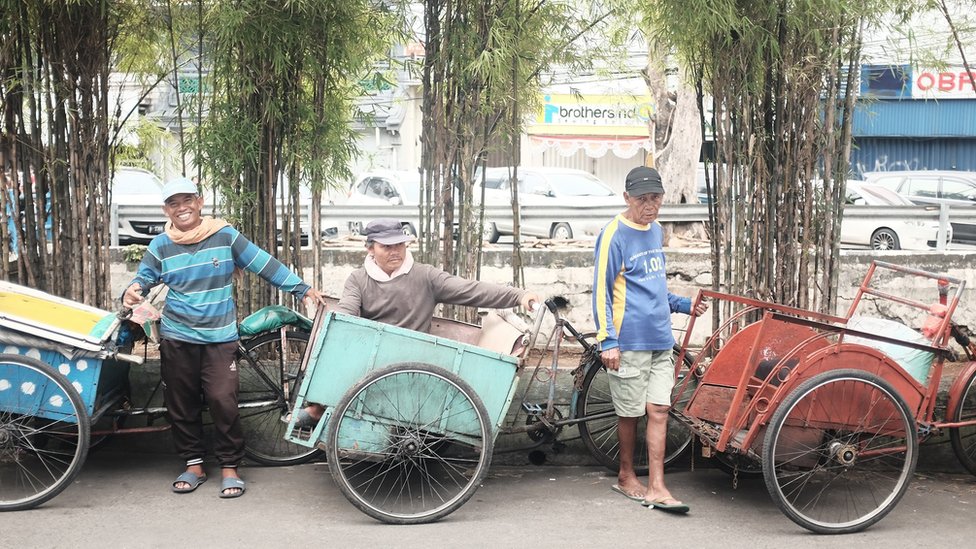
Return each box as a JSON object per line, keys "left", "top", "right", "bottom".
{"left": 219, "top": 477, "right": 246, "bottom": 499}
{"left": 641, "top": 498, "right": 690, "bottom": 514}
{"left": 611, "top": 484, "right": 644, "bottom": 503}
{"left": 172, "top": 471, "right": 207, "bottom": 494}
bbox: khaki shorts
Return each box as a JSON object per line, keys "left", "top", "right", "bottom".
{"left": 607, "top": 349, "right": 675, "bottom": 417}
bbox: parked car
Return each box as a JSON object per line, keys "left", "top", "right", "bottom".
{"left": 475, "top": 167, "right": 624, "bottom": 242}
{"left": 861, "top": 170, "right": 976, "bottom": 244}
{"left": 112, "top": 166, "right": 165, "bottom": 244}
{"left": 842, "top": 180, "right": 949, "bottom": 250}
{"left": 347, "top": 170, "right": 421, "bottom": 207}
{"left": 346, "top": 170, "right": 422, "bottom": 236}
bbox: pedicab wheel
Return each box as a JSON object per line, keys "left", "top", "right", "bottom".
{"left": 577, "top": 343, "right": 696, "bottom": 475}
{"left": 949, "top": 369, "right": 976, "bottom": 476}
{"left": 325, "top": 363, "right": 493, "bottom": 524}
{"left": 238, "top": 329, "right": 322, "bottom": 466}
{"left": 0, "top": 354, "right": 90, "bottom": 511}
{"left": 762, "top": 369, "right": 917, "bottom": 534}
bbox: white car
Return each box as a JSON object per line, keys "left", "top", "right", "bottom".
{"left": 346, "top": 170, "right": 422, "bottom": 235}
{"left": 476, "top": 167, "right": 624, "bottom": 242}
{"left": 347, "top": 170, "right": 421, "bottom": 207}
{"left": 112, "top": 167, "right": 165, "bottom": 244}
{"left": 842, "top": 180, "right": 948, "bottom": 250}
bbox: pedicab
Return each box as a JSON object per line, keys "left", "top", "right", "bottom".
{"left": 284, "top": 308, "right": 528, "bottom": 525}
{"left": 0, "top": 281, "right": 325, "bottom": 511}
{"left": 669, "top": 260, "right": 976, "bottom": 534}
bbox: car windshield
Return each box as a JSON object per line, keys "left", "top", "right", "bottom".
{"left": 113, "top": 170, "right": 162, "bottom": 195}
{"left": 550, "top": 174, "right": 613, "bottom": 197}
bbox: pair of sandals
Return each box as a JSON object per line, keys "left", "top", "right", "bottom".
{"left": 172, "top": 471, "right": 245, "bottom": 499}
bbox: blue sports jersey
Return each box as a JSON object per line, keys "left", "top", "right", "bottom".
{"left": 592, "top": 214, "right": 690, "bottom": 352}
{"left": 127, "top": 226, "right": 309, "bottom": 344}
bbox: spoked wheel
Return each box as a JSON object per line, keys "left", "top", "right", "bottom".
{"left": 949, "top": 369, "right": 976, "bottom": 475}
{"left": 325, "top": 363, "right": 492, "bottom": 524}
{"left": 577, "top": 343, "right": 696, "bottom": 475}
{"left": 238, "top": 329, "right": 322, "bottom": 466}
{"left": 0, "top": 354, "right": 90, "bottom": 511}
{"left": 762, "top": 369, "right": 917, "bottom": 534}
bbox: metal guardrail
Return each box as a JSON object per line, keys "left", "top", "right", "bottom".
{"left": 112, "top": 202, "right": 976, "bottom": 246}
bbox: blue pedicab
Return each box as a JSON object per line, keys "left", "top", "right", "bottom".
{"left": 0, "top": 281, "right": 324, "bottom": 511}
{"left": 284, "top": 310, "right": 524, "bottom": 525}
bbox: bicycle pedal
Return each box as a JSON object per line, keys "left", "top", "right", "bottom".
{"left": 521, "top": 402, "right": 544, "bottom": 415}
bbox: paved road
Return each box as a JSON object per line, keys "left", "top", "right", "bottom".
{"left": 5, "top": 450, "right": 975, "bottom": 548}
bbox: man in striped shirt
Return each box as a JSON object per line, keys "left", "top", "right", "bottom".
{"left": 122, "top": 177, "right": 325, "bottom": 498}
{"left": 592, "top": 166, "right": 706, "bottom": 513}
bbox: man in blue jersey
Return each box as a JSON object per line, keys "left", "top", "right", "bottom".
{"left": 122, "top": 177, "right": 325, "bottom": 498}
{"left": 592, "top": 166, "right": 707, "bottom": 513}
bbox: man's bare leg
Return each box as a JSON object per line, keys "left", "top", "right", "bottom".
{"left": 616, "top": 415, "right": 646, "bottom": 498}
{"left": 643, "top": 403, "right": 681, "bottom": 505}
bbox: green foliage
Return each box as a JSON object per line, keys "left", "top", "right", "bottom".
{"left": 638, "top": 0, "right": 906, "bottom": 313}
{"left": 121, "top": 244, "right": 147, "bottom": 263}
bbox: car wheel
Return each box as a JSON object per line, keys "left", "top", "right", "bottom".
{"left": 870, "top": 228, "right": 900, "bottom": 250}
{"left": 483, "top": 222, "right": 500, "bottom": 244}
{"left": 349, "top": 221, "right": 363, "bottom": 235}
{"left": 401, "top": 223, "right": 417, "bottom": 236}
{"left": 550, "top": 223, "right": 573, "bottom": 240}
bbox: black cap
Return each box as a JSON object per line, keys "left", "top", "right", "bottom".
{"left": 625, "top": 166, "right": 665, "bottom": 197}
{"left": 363, "top": 218, "right": 415, "bottom": 245}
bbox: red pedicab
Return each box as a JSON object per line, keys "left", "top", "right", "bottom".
{"left": 670, "top": 260, "right": 976, "bottom": 534}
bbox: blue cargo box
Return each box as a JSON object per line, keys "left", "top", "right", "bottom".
{"left": 286, "top": 312, "right": 520, "bottom": 450}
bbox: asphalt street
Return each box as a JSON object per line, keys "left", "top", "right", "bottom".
{"left": 5, "top": 450, "right": 975, "bottom": 549}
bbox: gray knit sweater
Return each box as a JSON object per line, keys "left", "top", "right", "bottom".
{"left": 335, "top": 263, "right": 525, "bottom": 333}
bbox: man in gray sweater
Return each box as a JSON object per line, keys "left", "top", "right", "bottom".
{"left": 294, "top": 218, "right": 540, "bottom": 426}
{"left": 335, "top": 218, "right": 538, "bottom": 331}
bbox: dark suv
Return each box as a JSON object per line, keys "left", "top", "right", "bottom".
{"left": 862, "top": 170, "right": 976, "bottom": 245}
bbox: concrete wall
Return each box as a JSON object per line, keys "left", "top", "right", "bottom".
{"left": 112, "top": 247, "right": 976, "bottom": 347}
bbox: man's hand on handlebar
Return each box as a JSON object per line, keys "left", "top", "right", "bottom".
{"left": 123, "top": 282, "right": 144, "bottom": 308}
{"left": 521, "top": 292, "right": 542, "bottom": 312}
{"left": 601, "top": 347, "right": 621, "bottom": 371}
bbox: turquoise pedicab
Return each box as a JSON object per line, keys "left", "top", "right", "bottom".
{"left": 285, "top": 310, "right": 528, "bottom": 525}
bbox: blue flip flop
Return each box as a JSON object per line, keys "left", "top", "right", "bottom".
{"left": 219, "top": 477, "right": 246, "bottom": 499}
{"left": 172, "top": 471, "right": 207, "bottom": 494}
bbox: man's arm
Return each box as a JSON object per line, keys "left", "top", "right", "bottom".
{"left": 592, "top": 228, "right": 622, "bottom": 351}
{"left": 334, "top": 270, "right": 364, "bottom": 316}
{"left": 428, "top": 267, "right": 526, "bottom": 310}
{"left": 121, "top": 245, "right": 163, "bottom": 307}
{"left": 230, "top": 228, "right": 310, "bottom": 299}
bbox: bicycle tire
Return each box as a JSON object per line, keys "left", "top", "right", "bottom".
{"left": 950, "top": 368, "right": 976, "bottom": 476}
{"left": 238, "top": 329, "right": 322, "bottom": 466}
{"left": 762, "top": 369, "right": 917, "bottom": 534}
{"left": 326, "top": 363, "right": 492, "bottom": 524}
{"left": 0, "top": 353, "right": 90, "bottom": 511}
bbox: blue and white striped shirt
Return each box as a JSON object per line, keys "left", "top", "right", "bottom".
{"left": 127, "top": 226, "right": 310, "bottom": 344}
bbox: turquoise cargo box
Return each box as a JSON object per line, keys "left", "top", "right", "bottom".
{"left": 287, "top": 313, "right": 520, "bottom": 451}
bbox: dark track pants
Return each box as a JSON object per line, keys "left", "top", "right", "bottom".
{"left": 159, "top": 339, "right": 243, "bottom": 467}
